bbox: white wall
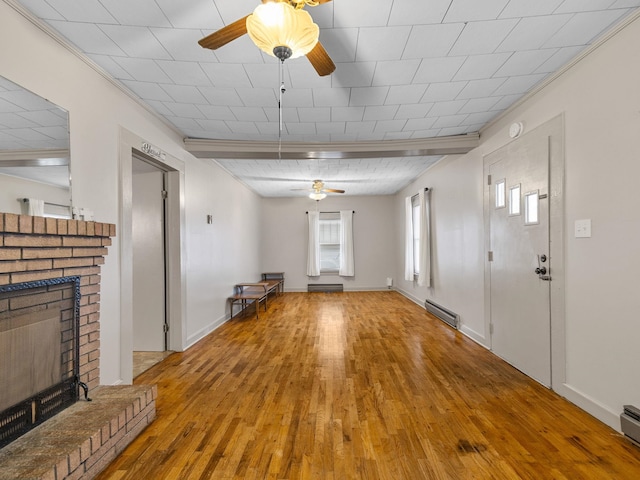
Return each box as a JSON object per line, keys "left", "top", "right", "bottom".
{"left": 394, "top": 153, "right": 486, "bottom": 343}
{"left": 0, "top": 2, "right": 263, "bottom": 384}
{"left": 261, "top": 195, "right": 396, "bottom": 291}
{"left": 0, "top": 173, "right": 70, "bottom": 214}
{"left": 395, "top": 12, "right": 640, "bottom": 430}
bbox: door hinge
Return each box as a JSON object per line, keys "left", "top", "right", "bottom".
{"left": 163, "top": 323, "right": 169, "bottom": 333}
{"left": 488, "top": 251, "right": 493, "bottom": 262}
{"left": 161, "top": 190, "right": 168, "bottom": 199}
{"left": 487, "top": 174, "right": 492, "bottom": 185}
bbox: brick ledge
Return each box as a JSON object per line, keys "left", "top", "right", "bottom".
{"left": 0, "top": 385, "right": 156, "bottom": 480}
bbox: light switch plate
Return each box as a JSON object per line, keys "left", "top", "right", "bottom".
{"left": 575, "top": 219, "right": 591, "bottom": 238}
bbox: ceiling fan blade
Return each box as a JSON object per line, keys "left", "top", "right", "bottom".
{"left": 323, "top": 188, "right": 345, "bottom": 194}
{"left": 198, "top": 15, "right": 249, "bottom": 50}
{"left": 306, "top": 41, "right": 336, "bottom": 76}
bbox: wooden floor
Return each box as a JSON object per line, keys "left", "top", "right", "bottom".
{"left": 96, "top": 292, "right": 640, "bottom": 479}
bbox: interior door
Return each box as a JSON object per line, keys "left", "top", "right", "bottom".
{"left": 132, "top": 157, "right": 167, "bottom": 351}
{"left": 488, "top": 135, "right": 551, "bottom": 386}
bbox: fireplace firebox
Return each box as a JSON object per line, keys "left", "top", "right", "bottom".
{"left": 0, "top": 276, "right": 83, "bottom": 448}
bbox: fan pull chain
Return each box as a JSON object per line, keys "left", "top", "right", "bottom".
{"left": 278, "top": 58, "right": 286, "bottom": 160}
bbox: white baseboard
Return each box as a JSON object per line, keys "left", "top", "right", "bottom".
{"left": 184, "top": 313, "right": 229, "bottom": 350}
{"left": 555, "top": 383, "right": 621, "bottom": 432}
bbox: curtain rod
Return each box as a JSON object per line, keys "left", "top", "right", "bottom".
{"left": 21, "top": 198, "right": 70, "bottom": 209}
{"left": 306, "top": 210, "right": 355, "bottom": 214}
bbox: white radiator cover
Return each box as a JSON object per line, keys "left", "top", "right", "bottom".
{"left": 424, "top": 299, "right": 459, "bottom": 329}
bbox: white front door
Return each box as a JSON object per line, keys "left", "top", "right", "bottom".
{"left": 488, "top": 134, "right": 551, "bottom": 386}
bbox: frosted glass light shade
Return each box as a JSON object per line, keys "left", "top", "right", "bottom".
{"left": 246, "top": 2, "right": 319, "bottom": 59}
{"left": 309, "top": 192, "right": 326, "bottom": 200}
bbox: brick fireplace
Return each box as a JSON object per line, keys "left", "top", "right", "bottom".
{"left": 0, "top": 213, "right": 156, "bottom": 480}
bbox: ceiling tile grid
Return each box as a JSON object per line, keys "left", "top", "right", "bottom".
{"left": 9, "top": 0, "right": 640, "bottom": 196}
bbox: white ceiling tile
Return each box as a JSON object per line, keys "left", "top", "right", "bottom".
{"left": 363, "top": 105, "right": 399, "bottom": 121}
{"left": 197, "top": 105, "right": 235, "bottom": 121}
{"left": 100, "top": 0, "right": 171, "bottom": 27}
{"left": 235, "top": 88, "right": 277, "bottom": 107}
{"left": 112, "top": 57, "right": 173, "bottom": 83}
{"left": 229, "top": 107, "right": 268, "bottom": 122}
{"left": 385, "top": 85, "right": 428, "bottom": 105}
{"left": 209, "top": 35, "right": 266, "bottom": 63}
{"left": 2, "top": 127, "right": 53, "bottom": 141}
{"left": 225, "top": 121, "right": 260, "bottom": 134}
{"left": 45, "top": 0, "right": 117, "bottom": 22}
{"left": 243, "top": 63, "right": 283, "bottom": 89}
{"left": 33, "top": 125, "right": 68, "bottom": 140}
{"left": 200, "top": 63, "right": 252, "bottom": 88}
{"left": 151, "top": 28, "right": 216, "bottom": 62}
{"left": 404, "top": 117, "right": 437, "bottom": 131}
{"left": 286, "top": 123, "right": 316, "bottom": 135}
{"left": 297, "top": 107, "right": 331, "bottom": 122}
{"left": 313, "top": 88, "right": 350, "bottom": 107}
{"left": 195, "top": 119, "right": 231, "bottom": 133}
{"left": 345, "top": 121, "right": 375, "bottom": 135}
{"left": 309, "top": 3, "right": 334, "bottom": 29}
{"left": 402, "top": 24, "right": 465, "bottom": 59}
{"left": 499, "top": 0, "right": 565, "bottom": 17}
{"left": 421, "top": 82, "right": 468, "bottom": 102}
{"left": 122, "top": 80, "right": 173, "bottom": 101}
{"left": 533, "top": 45, "right": 584, "bottom": 73}
{"left": 0, "top": 113, "right": 37, "bottom": 128}
{"left": 374, "top": 119, "right": 407, "bottom": 133}
{"left": 198, "top": 87, "right": 243, "bottom": 106}
{"left": 0, "top": 91, "right": 54, "bottom": 111}
{"left": 492, "top": 74, "right": 548, "bottom": 95}
{"left": 331, "top": 62, "right": 376, "bottom": 87}
{"left": 317, "top": 28, "right": 358, "bottom": 63}
{"left": 263, "top": 106, "right": 300, "bottom": 124}
{"left": 428, "top": 101, "right": 467, "bottom": 117}
{"left": 144, "top": 100, "right": 175, "bottom": 116}
{"left": 449, "top": 19, "right": 519, "bottom": 56}
{"left": 156, "top": 0, "right": 223, "bottom": 29}
{"left": 444, "top": 0, "right": 510, "bottom": 22}
{"left": 18, "top": 0, "right": 66, "bottom": 20}
{"left": 213, "top": 0, "right": 257, "bottom": 25}
{"left": 491, "top": 94, "right": 522, "bottom": 110}
{"left": 332, "top": 107, "right": 365, "bottom": 122}
{"left": 372, "top": 60, "right": 421, "bottom": 86}
{"left": 99, "top": 25, "right": 171, "bottom": 59}
{"left": 496, "top": 15, "right": 572, "bottom": 51}
{"left": 349, "top": 87, "right": 389, "bottom": 106}
{"left": 455, "top": 78, "right": 506, "bottom": 99}
{"left": 47, "top": 20, "right": 125, "bottom": 55}
{"left": 555, "top": 0, "right": 621, "bottom": 13}
{"left": 544, "top": 10, "right": 629, "bottom": 47}
{"left": 287, "top": 63, "right": 333, "bottom": 89}
{"left": 17, "top": 110, "right": 66, "bottom": 127}
{"left": 388, "top": 0, "right": 451, "bottom": 25}
{"left": 463, "top": 111, "right": 500, "bottom": 125}
{"left": 610, "top": 0, "right": 640, "bottom": 6}
{"left": 356, "top": 27, "right": 412, "bottom": 62}
{"left": 493, "top": 50, "right": 557, "bottom": 77}
{"left": 453, "top": 53, "right": 512, "bottom": 81}
{"left": 395, "top": 103, "right": 433, "bottom": 119}
{"left": 280, "top": 89, "right": 313, "bottom": 108}
{"left": 156, "top": 61, "right": 211, "bottom": 86}
{"left": 160, "top": 84, "right": 208, "bottom": 103}
{"left": 458, "top": 97, "right": 501, "bottom": 114}
{"left": 438, "top": 125, "right": 470, "bottom": 136}
{"left": 163, "top": 103, "right": 206, "bottom": 118}
{"left": 413, "top": 57, "right": 467, "bottom": 83}
{"left": 333, "top": 0, "right": 393, "bottom": 27}
{"left": 87, "top": 54, "right": 135, "bottom": 79}
{"left": 316, "top": 122, "right": 346, "bottom": 135}
{"left": 166, "top": 116, "right": 202, "bottom": 130}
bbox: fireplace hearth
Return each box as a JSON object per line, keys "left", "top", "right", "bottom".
{"left": 0, "top": 276, "right": 82, "bottom": 448}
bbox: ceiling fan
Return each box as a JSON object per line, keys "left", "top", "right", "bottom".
{"left": 294, "top": 179, "right": 345, "bottom": 200}
{"left": 198, "top": 0, "right": 336, "bottom": 76}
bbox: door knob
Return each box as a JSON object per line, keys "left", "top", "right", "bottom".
{"left": 535, "top": 266, "right": 547, "bottom": 275}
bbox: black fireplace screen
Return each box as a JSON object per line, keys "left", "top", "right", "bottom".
{"left": 0, "top": 276, "right": 81, "bottom": 448}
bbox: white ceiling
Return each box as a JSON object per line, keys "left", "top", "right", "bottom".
{"left": 9, "top": 0, "right": 640, "bottom": 196}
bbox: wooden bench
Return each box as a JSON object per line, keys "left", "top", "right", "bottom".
{"left": 261, "top": 272, "right": 285, "bottom": 295}
{"left": 228, "top": 283, "right": 269, "bottom": 319}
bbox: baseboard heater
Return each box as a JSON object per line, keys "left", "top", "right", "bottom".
{"left": 308, "top": 284, "right": 343, "bottom": 293}
{"left": 621, "top": 405, "right": 640, "bottom": 446}
{"left": 424, "top": 299, "right": 459, "bottom": 329}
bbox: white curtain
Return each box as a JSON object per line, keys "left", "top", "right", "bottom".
{"left": 306, "top": 211, "right": 320, "bottom": 276}
{"left": 27, "top": 198, "right": 45, "bottom": 217}
{"left": 339, "top": 210, "right": 354, "bottom": 276}
{"left": 418, "top": 189, "right": 432, "bottom": 287}
{"left": 404, "top": 196, "right": 414, "bottom": 281}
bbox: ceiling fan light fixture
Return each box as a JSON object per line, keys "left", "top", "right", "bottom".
{"left": 246, "top": 2, "right": 319, "bottom": 60}
{"left": 309, "top": 192, "right": 327, "bottom": 200}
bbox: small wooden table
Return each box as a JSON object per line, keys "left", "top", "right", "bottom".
{"left": 229, "top": 283, "right": 269, "bottom": 319}
{"left": 261, "top": 272, "right": 285, "bottom": 295}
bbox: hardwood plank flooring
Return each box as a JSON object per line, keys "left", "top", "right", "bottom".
{"left": 96, "top": 292, "right": 640, "bottom": 479}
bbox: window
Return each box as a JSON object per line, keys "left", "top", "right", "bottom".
{"left": 495, "top": 179, "right": 506, "bottom": 208}
{"left": 319, "top": 213, "right": 340, "bottom": 273}
{"left": 524, "top": 190, "right": 539, "bottom": 225}
{"left": 411, "top": 195, "right": 420, "bottom": 275}
{"left": 509, "top": 184, "right": 521, "bottom": 216}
